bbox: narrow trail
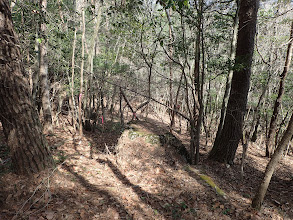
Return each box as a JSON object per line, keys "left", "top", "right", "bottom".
{"left": 0, "top": 117, "right": 292, "bottom": 219}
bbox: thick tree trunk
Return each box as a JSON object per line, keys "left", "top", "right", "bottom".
{"left": 252, "top": 113, "right": 293, "bottom": 210}
{"left": 265, "top": 21, "right": 293, "bottom": 157}
{"left": 39, "top": 0, "right": 53, "bottom": 132}
{"left": 209, "top": 0, "right": 259, "bottom": 164}
{"left": 0, "top": 0, "right": 54, "bottom": 175}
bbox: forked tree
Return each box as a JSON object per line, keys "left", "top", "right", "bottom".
{"left": 209, "top": 0, "right": 259, "bottom": 164}
{"left": 0, "top": 0, "right": 54, "bottom": 175}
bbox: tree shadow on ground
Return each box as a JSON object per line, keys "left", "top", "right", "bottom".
{"left": 96, "top": 158, "right": 238, "bottom": 219}
{"left": 127, "top": 119, "right": 191, "bottom": 164}
{"left": 202, "top": 154, "right": 293, "bottom": 219}
{"left": 62, "top": 163, "right": 132, "bottom": 219}
{"left": 47, "top": 117, "right": 293, "bottom": 219}
{"left": 83, "top": 121, "right": 123, "bottom": 158}
{"left": 96, "top": 158, "right": 167, "bottom": 213}
{"left": 129, "top": 118, "right": 169, "bottom": 136}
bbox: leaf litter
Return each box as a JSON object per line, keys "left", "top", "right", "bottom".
{"left": 0, "top": 117, "right": 292, "bottom": 219}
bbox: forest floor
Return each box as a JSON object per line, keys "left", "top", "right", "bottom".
{"left": 0, "top": 113, "right": 293, "bottom": 220}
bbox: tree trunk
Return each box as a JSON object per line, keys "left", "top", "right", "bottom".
{"left": 71, "top": 29, "right": 77, "bottom": 130}
{"left": 170, "top": 74, "right": 183, "bottom": 130}
{"left": 214, "top": 0, "right": 239, "bottom": 146}
{"left": 84, "top": 0, "right": 102, "bottom": 129}
{"left": 120, "top": 88, "right": 124, "bottom": 127}
{"left": 250, "top": 73, "right": 271, "bottom": 142}
{"left": 101, "top": 89, "right": 106, "bottom": 122}
{"left": 195, "top": 7, "right": 205, "bottom": 165}
{"left": 78, "top": 6, "right": 85, "bottom": 137}
{"left": 165, "top": 8, "right": 174, "bottom": 128}
{"left": 32, "top": 29, "right": 41, "bottom": 110}
{"left": 191, "top": 0, "right": 203, "bottom": 165}
{"left": 209, "top": 0, "right": 259, "bottom": 164}
{"left": 249, "top": 24, "right": 275, "bottom": 142}
{"left": 39, "top": 0, "right": 53, "bottom": 133}
{"left": 252, "top": 113, "right": 293, "bottom": 210}
{"left": 265, "top": 21, "right": 293, "bottom": 157}
{"left": 0, "top": 0, "right": 54, "bottom": 175}
{"left": 110, "top": 85, "right": 117, "bottom": 114}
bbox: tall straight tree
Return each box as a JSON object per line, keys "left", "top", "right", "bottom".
{"left": 265, "top": 21, "right": 293, "bottom": 157}
{"left": 39, "top": 0, "right": 53, "bottom": 132}
{"left": 78, "top": 1, "right": 85, "bottom": 137}
{"left": 209, "top": 0, "right": 259, "bottom": 164}
{"left": 214, "top": 0, "right": 239, "bottom": 146}
{"left": 0, "top": 0, "right": 54, "bottom": 175}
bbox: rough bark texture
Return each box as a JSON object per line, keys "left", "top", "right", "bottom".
{"left": 209, "top": 0, "right": 259, "bottom": 164}
{"left": 265, "top": 21, "right": 293, "bottom": 157}
{"left": 252, "top": 113, "right": 293, "bottom": 210}
{"left": 0, "top": 0, "right": 54, "bottom": 175}
{"left": 39, "top": 0, "right": 53, "bottom": 132}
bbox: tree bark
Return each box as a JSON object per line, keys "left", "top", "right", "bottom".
{"left": 71, "top": 29, "right": 77, "bottom": 130}
{"left": 252, "top": 112, "right": 293, "bottom": 210}
{"left": 0, "top": 0, "right": 54, "bottom": 175}
{"left": 265, "top": 21, "right": 293, "bottom": 157}
{"left": 32, "top": 29, "right": 41, "bottom": 110}
{"left": 209, "top": 0, "right": 259, "bottom": 164}
{"left": 214, "top": 0, "right": 239, "bottom": 146}
{"left": 119, "top": 88, "right": 124, "bottom": 127}
{"left": 110, "top": 85, "right": 117, "bottom": 114}
{"left": 165, "top": 8, "right": 174, "bottom": 128}
{"left": 39, "top": 0, "right": 53, "bottom": 133}
{"left": 193, "top": 0, "right": 204, "bottom": 165}
{"left": 84, "top": 0, "right": 102, "bottom": 129}
{"left": 170, "top": 74, "right": 183, "bottom": 130}
{"left": 78, "top": 6, "right": 85, "bottom": 137}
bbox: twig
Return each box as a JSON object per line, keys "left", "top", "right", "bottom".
{"left": 104, "top": 144, "right": 112, "bottom": 155}
{"left": 12, "top": 161, "right": 66, "bottom": 219}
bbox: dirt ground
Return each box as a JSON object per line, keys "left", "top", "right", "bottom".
{"left": 0, "top": 114, "right": 292, "bottom": 220}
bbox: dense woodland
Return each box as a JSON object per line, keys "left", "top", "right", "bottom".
{"left": 0, "top": 0, "right": 293, "bottom": 219}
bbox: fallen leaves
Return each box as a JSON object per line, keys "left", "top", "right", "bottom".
{"left": 44, "top": 211, "right": 55, "bottom": 220}
{"left": 1, "top": 121, "right": 292, "bottom": 220}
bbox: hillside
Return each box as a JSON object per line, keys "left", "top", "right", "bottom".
{"left": 0, "top": 116, "right": 292, "bottom": 219}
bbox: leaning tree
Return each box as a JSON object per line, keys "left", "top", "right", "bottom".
{"left": 209, "top": 0, "right": 259, "bottom": 164}
{"left": 0, "top": 0, "right": 54, "bottom": 175}
{"left": 252, "top": 112, "right": 293, "bottom": 209}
